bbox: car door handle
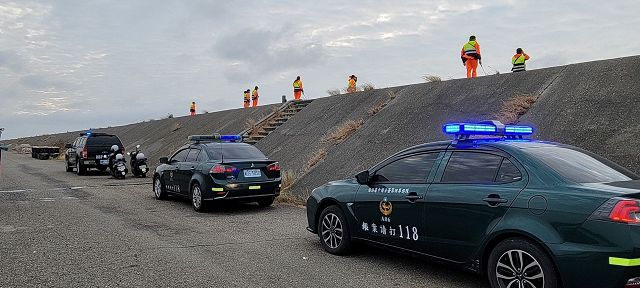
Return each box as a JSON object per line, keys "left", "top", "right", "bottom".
{"left": 483, "top": 195, "right": 508, "bottom": 206}
{"left": 405, "top": 193, "right": 423, "bottom": 202}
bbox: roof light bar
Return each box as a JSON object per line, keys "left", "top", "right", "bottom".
{"left": 188, "top": 134, "right": 242, "bottom": 142}
{"left": 442, "top": 120, "right": 533, "bottom": 139}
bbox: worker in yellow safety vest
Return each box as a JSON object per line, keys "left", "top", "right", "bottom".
{"left": 252, "top": 86, "right": 259, "bottom": 107}
{"left": 292, "top": 76, "right": 303, "bottom": 100}
{"left": 243, "top": 89, "right": 251, "bottom": 108}
{"left": 190, "top": 102, "right": 196, "bottom": 116}
{"left": 461, "top": 35, "right": 482, "bottom": 78}
{"left": 347, "top": 75, "right": 357, "bottom": 93}
{"left": 512, "top": 48, "right": 530, "bottom": 72}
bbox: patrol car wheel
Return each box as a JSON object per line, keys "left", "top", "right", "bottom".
{"left": 153, "top": 176, "right": 167, "bottom": 200}
{"left": 257, "top": 196, "right": 274, "bottom": 207}
{"left": 488, "top": 238, "right": 558, "bottom": 288}
{"left": 318, "top": 205, "right": 352, "bottom": 255}
{"left": 191, "top": 183, "right": 208, "bottom": 212}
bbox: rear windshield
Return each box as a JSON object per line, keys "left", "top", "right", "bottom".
{"left": 86, "top": 135, "right": 122, "bottom": 146}
{"left": 203, "top": 143, "right": 267, "bottom": 161}
{"left": 526, "top": 146, "right": 639, "bottom": 183}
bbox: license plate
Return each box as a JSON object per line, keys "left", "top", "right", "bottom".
{"left": 243, "top": 169, "right": 261, "bottom": 178}
{"left": 100, "top": 160, "right": 109, "bottom": 165}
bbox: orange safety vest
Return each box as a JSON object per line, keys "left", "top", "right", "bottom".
{"left": 252, "top": 89, "right": 259, "bottom": 100}
{"left": 244, "top": 92, "right": 250, "bottom": 102}
{"left": 293, "top": 80, "right": 303, "bottom": 92}
{"left": 348, "top": 78, "right": 356, "bottom": 88}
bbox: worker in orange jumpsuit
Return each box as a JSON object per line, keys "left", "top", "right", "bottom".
{"left": 243, "top": 89, "right": 250, "bottom": 108}
{"left": 292, "top": 76, "right": 303, "bottom": 100}
{"left": 251, "top": 86, "right": 259, "bottom": 107}
{"left": 511, "top": 48, "right": 530, "bottom": 72}
{"left": 190, "top": 102, "right": 196, "bottom": 116}
{"left": 461, "top": 35, "right": 482, "bottom": 78}
{"left": 347, "top": 75, "right": 357, "bottom": 93}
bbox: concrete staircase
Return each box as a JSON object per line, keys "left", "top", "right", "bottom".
{"left": 242, "top": 100, "right": 313, "bottom": 145}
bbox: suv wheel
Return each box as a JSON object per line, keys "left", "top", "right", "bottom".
{"left": 76, "top": 160, "right": 86, "bottom": 175}
{"left": 191, "top": 183, "right": 208, "bottom": 212}
{"left": 154, "top": 176, "right": 167, "bottom": 200}
{"left": 318, "top": 205, "right": 352, "bottom": 255}
{"left": 487, "top": 238, "right": 558, "bottom": 288}
{"left": 257, "top": 196, "right": 275, "bottom": 207}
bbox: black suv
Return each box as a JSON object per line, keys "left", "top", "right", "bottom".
{"left": 65, "top": 132, "right": 124, "bottom": 175}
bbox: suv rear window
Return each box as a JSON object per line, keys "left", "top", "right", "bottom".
{"left": 526, "top": 146, "right": 639, "bottom": 183}
{"left": 86, "top": 135, "right": 122, "bottom": 146}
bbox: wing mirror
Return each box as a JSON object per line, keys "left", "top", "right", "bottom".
{"left": 159, "top": 157, "right": 169, "bottom": 164}
{"left": 65, "top": 144, "right": 72, "bottom": 149}
{"left": 355, "top": 170, "right": 370, "bottom": 185}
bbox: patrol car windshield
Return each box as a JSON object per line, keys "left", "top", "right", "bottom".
{"left": 203, "top": 143, "right": 267, "bottom": 160}
{"left": 526, "top": 146, "right": 639, "bottom": 183}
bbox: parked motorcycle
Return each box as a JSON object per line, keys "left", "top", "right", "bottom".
{"left": 128, "top": 144, "right": 148, "bottom": 177}
{"left": 109, "top": 144, "right": 127, "bottom": 179}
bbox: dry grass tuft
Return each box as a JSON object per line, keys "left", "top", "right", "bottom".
{"left": 387, "top": 90, "right": 397, "bottom": 99}
{"left": 360, "top": 83, "right": 375, "bottom": 91}
{"left": 276, "top": 170, "right": 308, "bottom": 206}
{"left": 304, "top": 149, "right": 327, "bottom": 172}
{"left": 171, "top": 123, "right": 181, "bottom": 132}
{"left": 327, "top": 89, "right": 342, "bottom": 96}
{"left": 322, "top": 120, "right": 364, "bottom": 144}
{"left": 56, "top": 153, "right": 66, "bottom": 160}
{"left": 422, "top": 75, "right": 442, "bottom": 83}
{"left": 497, "top": 94, "right": 539, "bottom": 124}
{"left": 368, "top": 101, "right": 387, "bottom": 116}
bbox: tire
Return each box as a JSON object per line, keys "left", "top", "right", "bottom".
{"left": 487, "top": 238, "right": 558, "bottom": 288}
{"left": 257, "top": 196, "right": 275, "bottom": 207}
{"left": 65, "top": 159, "right": 73, "bottom": 172}
{"left": 76, "top": 160, "right": 86, "bottom": 175}
{"left": 191, "top": 183, "right": 208, "bottom": 212}
{"left": 153, "top": 176, "right": 167, "bottom": 200}
{"left": 317, "top": 205, "right": 352, "bottom": 255}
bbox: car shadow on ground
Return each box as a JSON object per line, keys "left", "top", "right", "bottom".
{"left": 305, "top": 238, "right": 489, "bottom": 287}
{"left": 162, "top": 195, "right": 276, "bottom": 215}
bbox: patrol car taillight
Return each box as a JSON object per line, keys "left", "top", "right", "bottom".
{"left": 210, "top": 164, "right": 238, "bottom": 175}
{"left": 609, "top": 200, "right": 640, "bottom": 224}
{"left": 267, "top": 162, "right": 280, "bottom": 172}
{"left": 81, "top": 147, "right": 88, "bottom": 159}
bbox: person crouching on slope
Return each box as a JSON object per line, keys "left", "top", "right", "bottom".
{"left": 461, "top": 35, "right": 482, "bottom": 78}
{"left": 512, "top": 48, "right": 530, "bottom": 72}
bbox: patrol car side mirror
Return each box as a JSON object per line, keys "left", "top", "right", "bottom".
{"left": 355, "top": 170, "right": 370, "bottom": 185}
{"left": 159, "top": 157, "right": 168, "bottom": 164}
{"left": 65, "top": 144, "right": 72, "bottom": 149}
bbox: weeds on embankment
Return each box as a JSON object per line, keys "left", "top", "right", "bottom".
{"left": 497, "top": 94, "right": 539, "bottom": 124}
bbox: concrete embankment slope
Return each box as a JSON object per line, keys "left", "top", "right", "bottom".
{"left": 6, "top": 105, "right": 277, "bottom": 163}
{"left": 6, "top": 56, "right": 640, "bottom": 197}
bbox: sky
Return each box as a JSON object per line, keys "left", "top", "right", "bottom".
{"left": 0, "top": 0, "right": 638, "bottom": 139}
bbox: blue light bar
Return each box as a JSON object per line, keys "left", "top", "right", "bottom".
{"left": 442, "top": 121, "right": 533, "bottom": 138}
{"left": 85, "top": 130, "right": 92, "bottom": 137}
{"left": 504, "top": 125, "right": 534, "bottom": 135}
{"left": 217, "top": 135, "right": 242, "bottom": 141}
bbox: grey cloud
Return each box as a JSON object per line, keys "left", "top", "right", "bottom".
{"left": 19, "top": 74, "right": 68, "bottom": 89}
{"left": 0, "top": 51, "right": 26, "bottom": 72}
{"left": 212, "top": 26, "right": 326, "bottom": 81}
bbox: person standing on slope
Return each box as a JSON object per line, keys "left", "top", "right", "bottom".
{"left": 347, "top": 75, "right": 357, "bottom": 93}
{"left": 190, "top": 101, "right": 196, "bottom": 116}
{"left": 293, "top": 76, "right": 303, "bottom": 100}
{"left": 243, "top": 89, "right": 251, "bottom": 108}
{"left": 511, "top": 48, "right": 530, "bottom": 72}
{"left": 252, "top": 86, "right": 259, "bottom": 107}
{"left": 461, "top": 35, "right": 482, "bottom": 78}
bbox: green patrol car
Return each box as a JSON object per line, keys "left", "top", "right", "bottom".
{"left": 306, "top": 120, "right": 640, "bottom": 288}
{"left": 153, "top": 134, "right": 281, "bottom": 212}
